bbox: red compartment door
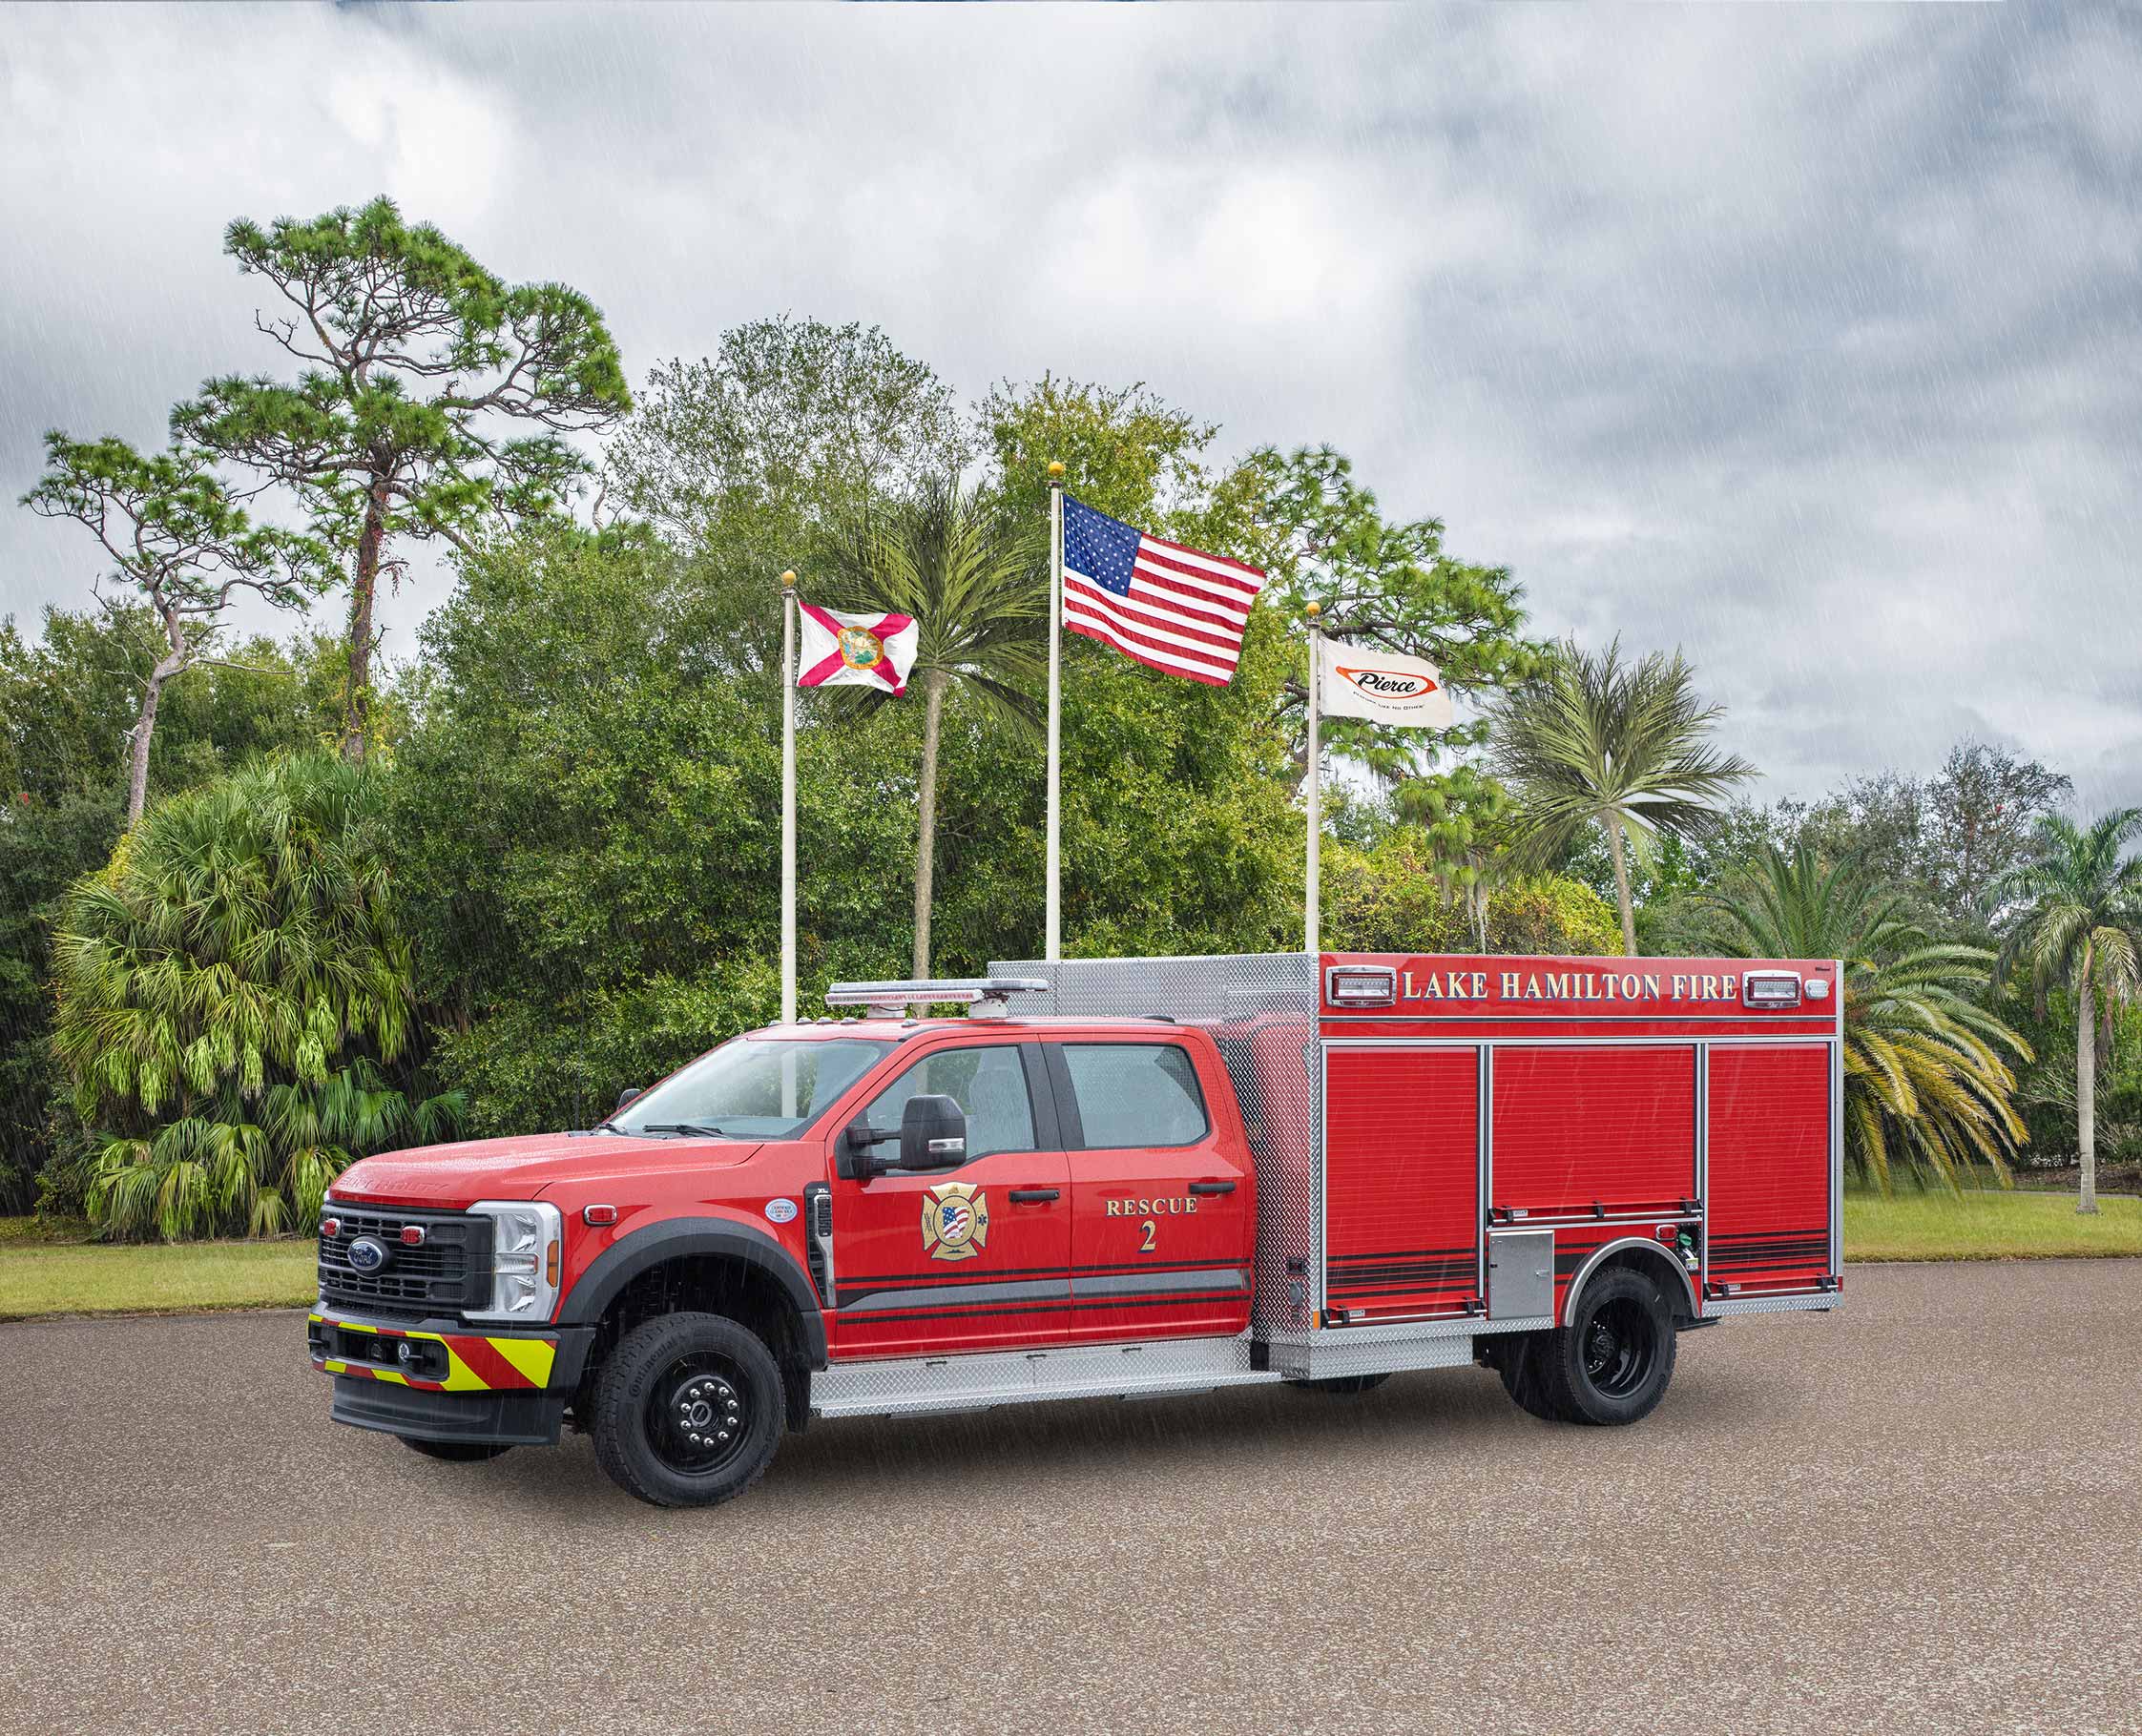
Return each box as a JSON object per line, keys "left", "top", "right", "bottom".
{"left": 1707, "top": 1044, "right": 1834, "bottom": 1293}
{"left": 1490, "top": 1045, "right": 1696, "bottom": 1217}
{"left": 1323, "top": 1047, "right": 1480, "bottom": 1319}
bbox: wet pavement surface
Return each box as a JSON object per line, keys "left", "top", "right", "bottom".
{"left": 3, "top": 1259, "right": 2138, "bottom": 1735}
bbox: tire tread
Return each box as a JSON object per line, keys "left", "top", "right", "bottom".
{"left": 591, "top": 1311, "right": 783, "bottom": 1508}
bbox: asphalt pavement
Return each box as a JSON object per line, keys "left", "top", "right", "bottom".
{"left": 2, "top": 1260, "right": 2138, "bottom": 1736}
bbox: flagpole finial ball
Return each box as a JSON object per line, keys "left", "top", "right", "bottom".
{"left": 1047, "top": 461, "right": 1065, "bottom": 479}
{"left": 1305, "top": 600, "right": 1321, "bottom": 619}
{"left": 780, "top": 569, "right": 796, "bottom": 589}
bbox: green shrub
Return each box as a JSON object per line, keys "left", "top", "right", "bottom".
{"left": 1322, "top": 833, "right": 1618, "bottom": 956}
{"left": 51, "top": 753, "right": 460, "bottom": 1240}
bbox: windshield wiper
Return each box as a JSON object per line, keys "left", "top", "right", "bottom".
{"left": 636, "top": 1122, "right": 736, "bottom": 1139}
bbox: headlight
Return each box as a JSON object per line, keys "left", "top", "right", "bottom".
{"left": 468, "top": 1200, "right": 564, "bottom": 1322}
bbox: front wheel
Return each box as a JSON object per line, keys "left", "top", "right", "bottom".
{"left": 591, "top": 1312, "right": 784, "bottom": 1508}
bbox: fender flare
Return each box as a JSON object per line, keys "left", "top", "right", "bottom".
{"left": 560, "top": 1216, "right": 827, "bottom": 1368}
{"left": 1562, "top": 1235, "right": 1699, "bottom": 1326}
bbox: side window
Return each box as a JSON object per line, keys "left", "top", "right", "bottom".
{"left": 1061, "top": 1044, "right": 1209, "bottom": 1149}
{"left": 863, "top": 1044, "right": 1037, "bottom": 1162}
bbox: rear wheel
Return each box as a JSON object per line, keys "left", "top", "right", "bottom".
{"left": 1542, "top": 1268, "right": 1677, "bottom": 1426}
{"left": 399, "top": 1436, "right": 512, "bottom": 1463}
{"left": 592, "top": 1312, "right": 783, "bottom": 1508}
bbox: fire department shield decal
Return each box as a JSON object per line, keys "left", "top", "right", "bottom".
{"left": 922, "top": 1182, "right": 988, "bottom": 1262}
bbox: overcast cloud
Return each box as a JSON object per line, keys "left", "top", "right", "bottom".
{"left": 3, "top": 3, "right": 2136, "bottom": 806}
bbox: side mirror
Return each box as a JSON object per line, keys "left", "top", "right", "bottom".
{"left": 899, "top": 1094, "right": 967, "bottom": 1172}
{"left": 614, "top": 1086, "right": 643, "bottom": 1114}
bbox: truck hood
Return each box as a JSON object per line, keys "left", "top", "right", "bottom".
{"left": 330, "top": 1131, "right": 765, "bottom": 1209}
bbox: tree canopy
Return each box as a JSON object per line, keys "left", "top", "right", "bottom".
{"left": 22, "top": 431, "right": 330, "bottom": 821}
{"left": 1493, "top": 636, "right": 1756, "bottom": 955}
{"left": 177, "top": 196, "right": 631, "bottom": 759}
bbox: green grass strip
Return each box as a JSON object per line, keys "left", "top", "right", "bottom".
{"left": 0, "top": 1230, "right": 317, "bottom": 1320}
{"left": 1842, "top": 1188, "right": 2142, "bottom": 1262}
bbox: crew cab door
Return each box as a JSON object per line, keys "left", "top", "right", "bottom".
{"left": 1050, "top": 1039, "right": 1254, "bottom": 1343}
{"left": 825, "top": 1040, "right": 1072, "bottom": 1358}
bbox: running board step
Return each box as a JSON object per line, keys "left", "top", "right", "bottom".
{"left": 811, "top": 1335, "right": 1279, "bottom": 1419}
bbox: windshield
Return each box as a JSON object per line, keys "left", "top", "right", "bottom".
{"left": 608, "top": 1037, "right": 891, "bottom": 1140}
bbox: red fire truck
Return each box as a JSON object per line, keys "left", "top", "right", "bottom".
{"left": 309, "top": 951, "right": 1841, "bottom": 1506}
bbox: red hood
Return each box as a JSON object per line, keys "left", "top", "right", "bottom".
{"left": 330, "top": 1131, "right": 765, "bottom": 1209}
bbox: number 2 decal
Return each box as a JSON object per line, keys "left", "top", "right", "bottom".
{"left": 1140, "top": 1219, "right": 1156, "bottom": 1252}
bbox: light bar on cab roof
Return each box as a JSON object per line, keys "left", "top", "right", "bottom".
{"left": 825, "top": 977, "right": 1051, "bottom": 1019}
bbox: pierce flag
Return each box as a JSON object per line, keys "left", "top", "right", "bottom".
{"left": 1315, "top": 637, "right": 1454, "bottom": 728}
{"left": 796, "top": 605, "right": 919, "bottom": 694}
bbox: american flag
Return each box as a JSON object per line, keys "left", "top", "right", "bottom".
{"left": 1061, "top": 494, "right": 1266, "bottom": 687}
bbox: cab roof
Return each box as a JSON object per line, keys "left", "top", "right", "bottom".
{"left": 748, "top": 1015, "right": 1195, "bottom": 1043}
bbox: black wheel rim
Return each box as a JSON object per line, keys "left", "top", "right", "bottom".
{"left": 648, "top": 1353, "right": 752, "bottom": 1478}
{"left": 1581, "top": 1296, "right": 1657, "bottom": 1398}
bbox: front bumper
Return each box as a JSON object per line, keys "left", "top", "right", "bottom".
{"left": 308, "top": 1308, "right": 596, "bottom": 1448}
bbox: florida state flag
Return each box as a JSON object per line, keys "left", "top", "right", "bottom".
{"left": 797, "top": 605, "right": 920, "bottom": 695}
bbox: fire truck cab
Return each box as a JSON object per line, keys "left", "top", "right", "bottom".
{"left": 310, "top": 951, "right": 1841, "bottom": 1507}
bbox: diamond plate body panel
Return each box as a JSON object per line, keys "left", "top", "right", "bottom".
{"left": 809, "top": 1332, "right": 1276, "bottom": 1417}
{"left": 1266, "top": 1319, "right": 1479, "bottom": 1379}
{"left": 1700, "top": 1293, "right": 1840, "bottom": 1317}
{"left": 994, "top": 953, "right": 1321, "bottom": 1344}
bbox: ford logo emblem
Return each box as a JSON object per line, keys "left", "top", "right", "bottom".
{"left": 347, "top": 1235, "right": 389, "bottom": 1274}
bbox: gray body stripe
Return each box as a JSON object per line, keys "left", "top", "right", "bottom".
{"left": 842, "top": 1278, "right": 1072, "bottom": 1314}
{"left": 1072, "top": 1267, "right": 1248, "bottom": 1298}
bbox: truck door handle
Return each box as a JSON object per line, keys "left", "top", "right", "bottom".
{"left": 1009, "top": 1188, "right": 1060, "bottom": 1204}
{"left": 1189, "top": 1180, "right": 1237, "bottom": 1196}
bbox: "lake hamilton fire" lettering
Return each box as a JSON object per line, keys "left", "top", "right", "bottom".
{"left": 1400, "top": 968, "right": 1743, "bottom": 1003}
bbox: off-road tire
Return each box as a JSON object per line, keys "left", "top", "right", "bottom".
{"left": 1288, "top": 1373, "right": 1393, "bottom": 1395}
{"left": 592, "top": 1312, "right": 784, "bottom": 1508}
{"left": 399, "top": 1436, "right": 512, "bottom": 1463}
{"left": 1540, "top": 1267, "right": 1677, "bottom": 1426}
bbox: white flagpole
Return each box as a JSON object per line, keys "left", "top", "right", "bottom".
{"left": 1304, "top": 601, "right": 1321, "bottom": 956}
{"left": 1045, "top": 461, "right": 1065, "bottom": 961}
{"left": 780, "top": 569, "right": 798, "bottom": 1026}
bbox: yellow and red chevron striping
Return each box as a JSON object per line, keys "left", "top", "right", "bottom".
{"left": 309, "top": 1312, "right": 557, "bottom": 1393}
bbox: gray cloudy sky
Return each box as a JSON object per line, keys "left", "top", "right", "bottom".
{"left": 4, "top": 3, "right": 2136, "bottom": 805}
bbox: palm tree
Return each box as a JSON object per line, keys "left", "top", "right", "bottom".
{"left": 1703, "top": 841, "right": 2031, "bottom": 1194}
{"left": 1992, "top": 810, "right": 2142, "bottom": 1214}
{"left": 52, "top": 752, "right": 463, "bottom": 1240}
{"left": 825, "top": 480, "right": 1046, "bottom": 977}
{"left": 1491, "top": 637, "right": 1754, "bottom": 954}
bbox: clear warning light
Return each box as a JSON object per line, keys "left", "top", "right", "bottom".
{"left": 1743, "top": 971, "right": 1804, "bottom": 1008}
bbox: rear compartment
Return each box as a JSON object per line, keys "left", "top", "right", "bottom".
{"left": 994, "top": 950, "right": 1842, "bottom": 1375}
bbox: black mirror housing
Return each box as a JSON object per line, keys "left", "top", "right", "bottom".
{"left": 899, "top": 1095, "right": 967, "bottom": 1172}
{"left": 614, "top": 1085, "right": 643, "bottom": 1114}
{"left": 836, "top": 1123, "right": 884, "bottom": 1180}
